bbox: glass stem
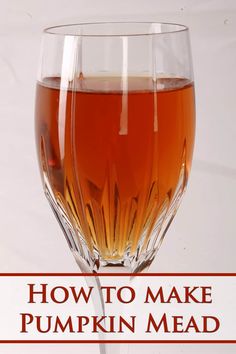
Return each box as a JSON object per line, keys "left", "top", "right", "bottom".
{"left": 98, "top": 266, "right": 131, "bottom": 354}
{"left": 82, "top": 265, "right": 132, "bottom": 354}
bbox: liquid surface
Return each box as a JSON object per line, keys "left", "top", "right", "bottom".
{"left": 35, "top": 76, "right": 195, "bottom": 262}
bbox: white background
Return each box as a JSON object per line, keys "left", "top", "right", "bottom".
{"left": 0, "top": 0, "right": 235, "bottom": 353}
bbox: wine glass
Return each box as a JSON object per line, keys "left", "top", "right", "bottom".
{"left": 35, "top": 21, "right": 195, "bottom": 275}
{"left": 35, "top": 21, "right": 195, "bottom": 352}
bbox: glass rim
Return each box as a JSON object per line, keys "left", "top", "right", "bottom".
{"left": 43, "top": 21, "right": 189, "bottom": 37}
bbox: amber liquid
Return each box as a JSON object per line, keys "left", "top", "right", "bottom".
{"left": 35, "top": 77, "right": 195, "bottom": 262}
